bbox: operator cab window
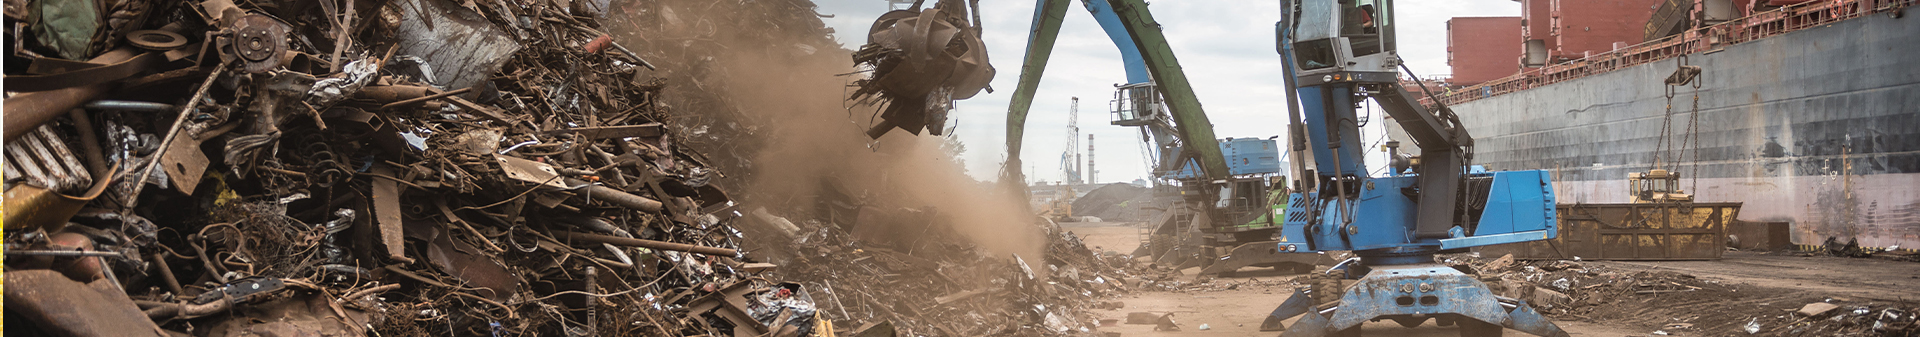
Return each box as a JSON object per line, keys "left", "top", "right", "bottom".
{"left": 1342, "top": 0, "right": 1382, "bottom": 57}
{"left": 1291, "top": 0, "right": 1338, "bottom": 70}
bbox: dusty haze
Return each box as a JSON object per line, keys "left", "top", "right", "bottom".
{"left": 621, "top": 0, "right": 1044, "bottom": 265}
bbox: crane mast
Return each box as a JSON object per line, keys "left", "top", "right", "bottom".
{"left": 1062, "top": 97, "right": 1082, "bottom": 185}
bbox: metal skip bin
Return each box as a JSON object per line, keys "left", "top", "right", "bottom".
{"left": 1477, "top": 203, "right": 1742, "bottom": 260}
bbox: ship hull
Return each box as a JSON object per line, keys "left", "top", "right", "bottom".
{"left": 1438, "top": 11, "right": 1920, "bottom": 249}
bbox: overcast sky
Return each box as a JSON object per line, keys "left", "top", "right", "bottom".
{"left": 811, "top": 0, "right": 1521, "bottom": 184}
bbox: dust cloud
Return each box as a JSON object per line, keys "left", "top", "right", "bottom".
{"left": 632, "top": 0, "right": 1044, "bottom": 264}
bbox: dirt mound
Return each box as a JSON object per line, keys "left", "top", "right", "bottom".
{"left": 1072, "top": 183, "right": 1154, "bottom": 222}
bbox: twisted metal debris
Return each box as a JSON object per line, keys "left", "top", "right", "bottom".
{"left": 2, "top": 0, "right": 1111, "bottom": 336}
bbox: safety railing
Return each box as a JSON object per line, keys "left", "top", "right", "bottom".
{"left": 1423, "top": 0, "right": 1912, "bottom": 109}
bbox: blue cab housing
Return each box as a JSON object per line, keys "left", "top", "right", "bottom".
{"left": 1274, "top": 170, "right": 1558, "bottom": 252}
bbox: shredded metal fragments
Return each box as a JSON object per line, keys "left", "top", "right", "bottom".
{"left": 0, "top": 0, "right": 1097, "bottom": 336}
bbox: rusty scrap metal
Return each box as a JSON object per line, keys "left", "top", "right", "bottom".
{"left": 2, "top": 159, "right": 117, "bottom": 232}
{"left": 126, "top": 30, "right": 188, "bottom": 50}
{"left": 125, "top": 59, "right": 226, "bottom": 200}
{"left": 6, "top": 124, "right": 94, "bottom": 193}
{"left": 2, "top": 46, "right": 151, "bottom": 144}
{"left": 369, "top": 165, "right": 412, "bottom": 263}
{"left": 558, "top": 231, "right": 738, "bottom": 257}
{"left": 0, "top": 0, "right": 1124, "bottom": 336}
{"left": 227, "top": 14, "right": 292, "bottom": 74}
{"left": 378, "top": 87, "right": 470, "bottom": 110}
{"left": 544, "top": 123, "right": 667, "bottom": 140}
{"left": 572, "top": 178, "right": 667, "bottom": 212}
{"left": 6, "top": 270, "right": 168, "bottom": 337}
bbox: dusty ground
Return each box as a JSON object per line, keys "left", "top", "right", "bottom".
{"left": 1590, "top": 252, "right": 1920, "bottom": 303}
{"left": 1060, "top": 221, "right": 1920, "bottom": 336}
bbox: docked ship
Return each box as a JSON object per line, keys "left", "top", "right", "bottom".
{"left": 1404, "top": 0, "right": 1919, "bottom": 249}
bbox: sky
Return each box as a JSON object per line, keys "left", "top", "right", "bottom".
{"left": 811, "top": 0, "right": 1521, "bottom": 184}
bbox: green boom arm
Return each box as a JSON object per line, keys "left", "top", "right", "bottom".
{"left": 1001, "top": 0, "right": 1230, "bottom": 186}
{"left": 1107, "top": 0, "right": 1229, "bottom": 180}
{"left": 999, "top": 0, "right": 1072, "bottom": 189}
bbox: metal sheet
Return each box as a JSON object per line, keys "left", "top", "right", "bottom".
{"left": 427, "top": 225, "right": 519, "bottom": 301}
{"left": 1477, "top": 202, "right": 1741, "bottom": 260}
{"left": 157, "top": 123, "right": 210, "bottom": 195}
{"left": 387, "top": 0, "right": 521, "bottom": 91}
{"left": 4, "top": 270, "right": 166, "bottom": 337}
{"left": 371, "top": 165, "right": 412, "bottom": 262}
{"left": 543, "top": 123, "right": 665, "bottom": 140}
{"left": 496, "top": 155, "right": 569, "bottom": 189}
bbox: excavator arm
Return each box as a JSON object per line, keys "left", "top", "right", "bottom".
{"left": 1106, "top": 0, "right": 1230, "bottom": 181}
{"left": 1001, "top": 0, "right": 1231, "bottom": 190}
{"left": 999, "top": 0, "right": 1069, "bottom": 190}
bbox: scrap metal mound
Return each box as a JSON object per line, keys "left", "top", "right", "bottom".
{"left": 1443, "top": 254, "right": 1920, "bottom": 336}
{"left": 0, "top": 0, "right": 1051, "bottom": 336}
{"left": 1, "top": 0, "right": 1113, "bottom": 336}
{"left": 1071, "top": 183, "right": 1154, "bottom": 222}
{"left": 736, "top": 203, "right": 1140, "bottom": 336}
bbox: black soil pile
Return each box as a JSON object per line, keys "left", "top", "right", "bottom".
{"left": 1072, "top": 183, "right": 1153, "bottom": 222}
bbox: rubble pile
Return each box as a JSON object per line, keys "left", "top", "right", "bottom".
{"left": 0, "top": 0, "right": 1024, "bottom": 336}
{"left": 738, "top": 205, "right": 1137, "bottom": 336}
{"left": 1070, "top": 183, "right": 1153, "bottom": 222}
{"left": 4, "top": 0, "right": 1119, "bottom": 334}
{"left": 1449, "top": 255, "right": 1920, "bottom": 336}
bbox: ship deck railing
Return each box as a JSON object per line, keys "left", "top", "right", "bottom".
{"left": 1423, "top": 0, "right": 1914, "bottom": 110}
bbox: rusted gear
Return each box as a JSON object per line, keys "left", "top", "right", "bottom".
{"left": 852, "top": 2, "right": 994, "bottom": 139}
{"left": 228, "top": 13, "right": 292, "bottom": 73}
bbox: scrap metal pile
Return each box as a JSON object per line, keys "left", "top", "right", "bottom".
{"left": 736, "top": 198, "right": 1138, "bottom": 336}
{"left": 2, "top": 0, "right": 1121, "bottom": 335}
{"left": 0, "top": 0, "right": 987, "bottom": 336}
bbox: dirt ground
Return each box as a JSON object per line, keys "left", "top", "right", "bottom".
{"left": 1060, "top": 221, "right": 1920, "bottom": 336}
{"left": 1592, "top": 252, "right": 1920, "bottom": 303}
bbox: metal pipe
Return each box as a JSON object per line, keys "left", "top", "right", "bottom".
{"left": 556, "top": 231, "right": 737, "bottom": 257}
{"left": 342, "top": 283, "right": 402, "bottom": 301}
{"left": 66, "top": 109, "right": 107, "bottom": 179}
{"left": 3, "top": 48, "right": 147, "bottom": 143}
{"left": 136, "top": 300, "right": 232, "bottom": 320}
{"left": 151, "top": 252, "right": 185, "bottom": 295}
{"left": 379, "top": 87, "right": 470, "bottom": 110}
{"left": 82, "top": 100, "right": 176, "bottom": 112}
{"left": 355, "top": 85, "right": 436, "bottom": 102}
{"left": 5, "top": 250, "right": 125, "bottom": 257}
{"left": 566, "top": 178, "right": 663, "bottom": 212}
{"left": 585, "top": 266, "right": 598, "bottom": 336}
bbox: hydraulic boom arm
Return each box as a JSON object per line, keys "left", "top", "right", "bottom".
{"left": 1106, "top": 0, "right": 1230, "bottom": 180}
{"left": 1002, "top": 0, "right": 1228, "bottom": 186}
